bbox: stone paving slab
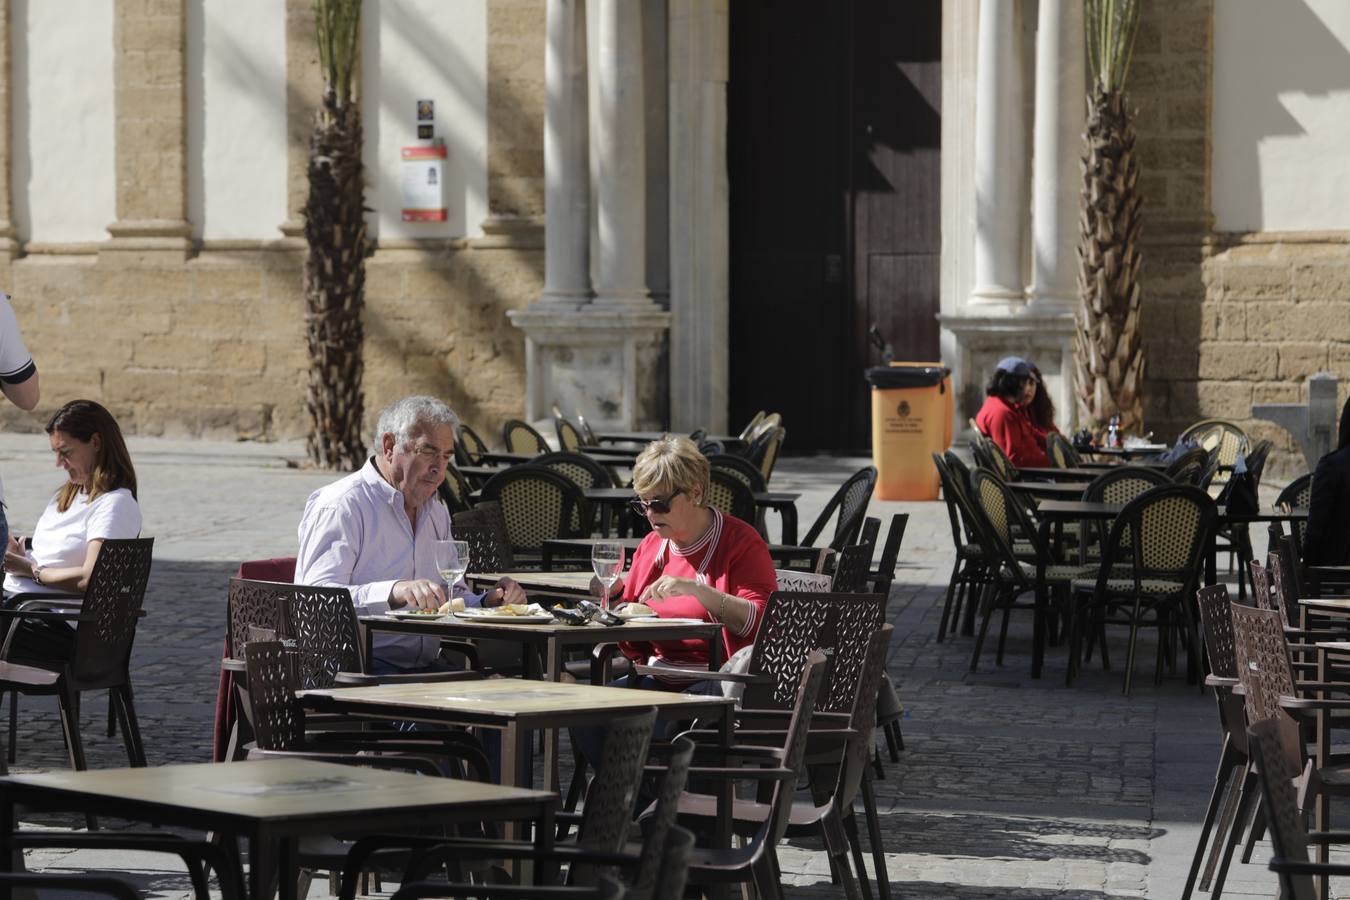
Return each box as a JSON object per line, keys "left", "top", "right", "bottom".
{"left": 0, "top": 434, "right": 1331, "bottom": 898}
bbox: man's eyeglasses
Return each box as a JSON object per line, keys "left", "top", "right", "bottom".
{"left": 629, "top": 488, "right": 683, "bottom": 516}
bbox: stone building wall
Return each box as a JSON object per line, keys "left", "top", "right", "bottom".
{"left": 1129, "top": 0, "right": 1349, "bottom": 479}
{"left": 0, "top": 2, "right": 545, "bottom": 446}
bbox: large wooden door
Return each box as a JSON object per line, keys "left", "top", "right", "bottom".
{"left": 728, "top": 0, "right": 942, "bottom": 452}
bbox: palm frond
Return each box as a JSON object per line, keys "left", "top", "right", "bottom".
{"left": 1084, "top": 0, "right": 1141, "bottom": 93}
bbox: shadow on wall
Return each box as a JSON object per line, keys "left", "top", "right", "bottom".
{"left": 1212, "top": 0, "right": 1350, "bottom": 230}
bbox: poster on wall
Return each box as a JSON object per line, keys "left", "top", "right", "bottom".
{"left": 400, "top": 145, "right": 447, "bottom": 222}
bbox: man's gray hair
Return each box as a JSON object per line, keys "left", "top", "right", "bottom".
{"left": 373, "top": 395, "right": 460, "bottom": 450}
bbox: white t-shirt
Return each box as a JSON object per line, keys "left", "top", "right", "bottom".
{"left": 3, "top": 487, "right": 142, "bottom": 595}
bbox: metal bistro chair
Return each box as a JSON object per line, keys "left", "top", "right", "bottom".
{"left": 932, "top": 452, "right": 992, "bottom": 642}
{"left": 1274, "top": 472, "right": 1313, "bottom": 562}
{"left": 501, "top": 418, "right": 552, "bottom": 456}
{"left": 437, "top": 462, "right": 475, "bottom": 514}
{"left": 0, "top": 537, "right": 154, "bottom": 772}
{"left": 453, "top": 423, "right": 492, "bottom": 468}
{"left": 1069, "top": 484, "right": 1216, "bottom": 695}
{"left": 748, "top": 425, "right": 787, "bottom": 484}
{"left": 1180, "top": 418, "right": 1249, "bottom": 473}
{"left": 802, "top": 466, "right": 878, "bottom": 555}
{"left": 1046, "top": 431, "right": 1083, "bottom": 469}
{"left": 1166, "top": 446, "right": 1210, "bottom": 486}
{"left": 706, "top": 468, "right": 759, "bottom": 534}
{"left": 555, "top": 413, "right": 585, "bottom": 453}
{"left": 709, "top": 453, "right": 770, "bottom": 536}
{"left": 535, "top": 451, "right": 617, "bottom": 534}
{"left": 479, "top": 464, "right": 589, "bottom": 566}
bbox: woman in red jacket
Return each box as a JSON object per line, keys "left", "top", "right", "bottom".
{"left": 974, "top": 357, "right": 1051, "bottom": 468}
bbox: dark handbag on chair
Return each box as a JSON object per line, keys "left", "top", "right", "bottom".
{"left": 1216, "top": 457, "right": 1259, "bottom": 516}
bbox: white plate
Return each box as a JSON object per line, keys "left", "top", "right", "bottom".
{"left": 621, "top": 617, "right": 708, "bottom": 626}
{"left": 387, "top": 610, "right": 447, "bottom": 621}
{"left": 452, "top": 611, "right": 555, "bottom": 625}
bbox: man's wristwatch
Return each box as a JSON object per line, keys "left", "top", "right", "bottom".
{"left": 31, "top": 565, "right": 42, "bottom": 585}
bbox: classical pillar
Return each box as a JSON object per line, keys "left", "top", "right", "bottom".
{"left": 0, "top": 0, "right": 17, "bottom": 260}
{"left": 104, "top": 0, "right": 191, "bottom": 258}
{"left": 539, "top": 0, "right": 591, "bottom": 308}
{"left": 668, "top": 0, "right": 729, "bottom": 432}
{"left": 592, "top": 0, "right": 654, "bottom": 308}
{"left": 969, "top": 0, "right": 1025, "bottom": 304}
{"left": 279, "top": 0, "right": 324, "bottom": 241}
{"left": 1029, "top": 0, "right": 1085, "bottom": 312}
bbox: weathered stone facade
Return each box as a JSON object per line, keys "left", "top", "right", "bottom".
{"left": 1130, "top": 0, "right": 1348, "bottom": 478}
{"left": 0, "top": 3, "right": 544, "bottom": 445}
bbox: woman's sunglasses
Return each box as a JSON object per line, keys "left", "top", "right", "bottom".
{"left": 629, "top": 488, "right": 683, "bottom": 516}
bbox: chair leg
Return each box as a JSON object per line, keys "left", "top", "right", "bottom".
{"left": 969, "top": 583, "right": 998, "bottom": 672}
{"left": 1211, "top": 768, "right": 1259, "bottom": 900}
{"left": 106, "top": 692, "right": 117, "bottom": 738}
{"left": 56, "top": 685, "right": 88, "bottom": 771}
{"left": 1201, "top": 756, "right": 1248, "bottom": 890}
{"left": 960, "top": 574, "right": 980, "bottom": 637}
{"left": 1122, "top": 598, "right": 1144, "bottom": 696}
{"left": 860, "top": 768, "right": 891, "bottom": 900}
{"left": 885, "top": 719, "right": 903, "bottom": 758}
{"left": 994, "top": 600, "right": 1012, "bottom": 666}
{"left": 1240, "top": 800, "right": 1265, "bottom": 865}
{"left": 114, "top": 685, "right": 147, "bottom": 767}
{"left": 936, "top": 566, "right": 960, "bottom": 643}
{"left": 842, "top": 810, "right": 873, "bottom": 900}
{"left": 1181, "top": 737, "right": 1239, "bottom": 899}
{"left": 8, "top": 691, "right": 17, "bottom": 764}
{"left": 751, "top": 850, "right": 785, "bottom": 900}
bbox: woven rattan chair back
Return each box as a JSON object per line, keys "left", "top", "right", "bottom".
{"left": 934, "top": 453, "right": 983, "bottom": 549}
{"left": 1195, "top": 584, "right": 1238, "bottom": 680}
{"left": 968, "top": 469, "right": 1035, "bottom": 589}
{"left": 555, "top": 415, "right": 584, "bottom": 453}
{"left": 1181, "top": 419, "right": 1249, "bottom": 468}
{"left": 1105, "top": 484, "right": 1215, "bottom": 578}
{"left": 738, "top": 410, "right": 767, "bottom": 443}
{"left": 749, "top": 426, "right": 786, "bottom": 483}
{"left": 830, "top": 543, "right": 873, "bottom": 593}
{"left": 243, "top": 641, "right": 306, "bottom": 752}
{"left": 802, "top": 466, "right": 878, "bottom": 552}
{"left": 70, "top": 538, "right": 155, "bottom": 690}
{"left": 1247, "top": 718, "right": 1319, "bottom": 900}
{"left": 479, "top": 465, "right": 587, "bottom": 555}
{"left": 278, "top": 584, "right": 365, "bottom": 688}
{"left": 705, "top": 469, "right": 757, "bottom": 531}
{"left": 501, "top": 418, "right": 551, "bottom": 456}
{"left": 631, "top": 737, "right": 694, "bottom": 899}
{"left": 1275, "top": 473, "right": 1313, "bottom": 558}
{"left": 1080, "top": 466, "right": 1171, "bottom": 562}
{"left": 536, "top": 451, "right": 615, "bottom": 532}
{"left": 708, "top": 453, "right": 768, "bottom": 494}
{"left": 1165, "top": 447, "right": 1208, "bottom": 485}
{"left": 1046, "top": 431, "right": 1081, "bottom": 468}
{"left": 438, "top": 463, "right": 474, "bottom": 515}
{"left": 745, "top": 591, "right": 886, "bottom": 713}
{"left": 452, "top": 502, "right": 515, "bottom": 571}
{"left": 975, "top": 437, "right": 1017, "bottom": 482}
{"left": 454, "top": 423, "right": 490, "bottom": 467}
{"left": 576, "top": 412, "right": 599, "bottom": 446}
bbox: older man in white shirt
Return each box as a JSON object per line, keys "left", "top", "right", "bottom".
{"left": 296, "top": 395, "right": 525, "bottom": 673}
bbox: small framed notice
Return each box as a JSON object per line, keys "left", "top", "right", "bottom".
{"left": 400, "top": 145, "right": 447, "bottom": 222}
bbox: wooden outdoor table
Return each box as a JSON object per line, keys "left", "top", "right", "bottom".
{"left": 1014, "top": 467, "right": 1099, "bottom": 481}
{"left": 1080, "top": 444, "right": 1168, "bottom": 460}
{"left": 539, "top": 536, "right": 831, "bottom": 572}
{"left": 0, "top": 758, "right": 555, "bottom": 900}
{"left": 583, "top": 487, "right": 801, "bottom": 543}
{"left": 1008, "top": 481, "right": 1086, "bottom": 498}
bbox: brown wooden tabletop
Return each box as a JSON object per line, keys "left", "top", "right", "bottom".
{"left": 0, "top": 758, "right": 555, "bottom": 900}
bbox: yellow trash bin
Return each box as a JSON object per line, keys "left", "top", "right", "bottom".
{"left": 867, "top": 363, "right": 952, "bottom": 501}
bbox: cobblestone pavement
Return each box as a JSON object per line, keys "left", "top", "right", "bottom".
{"left": 0, "top": 435, "right": 1326, "bottom": 898}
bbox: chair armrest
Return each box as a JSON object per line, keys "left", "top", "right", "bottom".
{"left": 12, "top": 596, "right": 82, "bottom": 610}
{"left": 0, "top": 607, "right": 82, "bottom": 621}
{"left": 1204, "top": 675, "right": 1239, "bottom": 689}
{"left": 221, "top": 657, "right": 246, "bottom": 674}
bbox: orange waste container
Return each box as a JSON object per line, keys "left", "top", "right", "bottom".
{"left": 867, "top": 363, "right": 952, "bottom": 501}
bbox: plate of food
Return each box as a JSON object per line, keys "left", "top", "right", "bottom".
{"left": 388, "top": 609, "right": 447, "bottom": 620}
{"left": 453, "top": 603, "right": 554, "bottom": 625}
{"left": 613, "top": 603, "right": 707, "bottom": 626}
{"left": 622, "top": 617, "right": 708, "bottom": 626}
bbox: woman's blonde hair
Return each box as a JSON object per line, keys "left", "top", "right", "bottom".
{"left": 632, "top": 436, "right": 710, "bottom": 505}
{"left": 46, "top": 400, "right": 137, "bottom": 512}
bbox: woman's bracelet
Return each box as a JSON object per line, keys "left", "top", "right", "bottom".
{"left": 31, "top": 565, "right": 42, "bottom": 585}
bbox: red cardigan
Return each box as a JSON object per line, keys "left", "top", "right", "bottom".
{"left": 975, "top": 394, "right": 1050, "bottom": 468}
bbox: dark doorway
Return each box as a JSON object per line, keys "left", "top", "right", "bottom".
{"left": 727, "top": 0, "right": 942, "bottom": 452}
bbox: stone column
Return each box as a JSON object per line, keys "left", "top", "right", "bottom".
{"left": 104, "top": 0, "right": 191, "bottom": 258}
{"left": 591, "top": 0, "right": 654, "bottom": 308}
{"left": 279, "top": 0, "right": 324, "bottom": 241}
{"left": 668, "top": 0, "right": 729, "bottom": 432}
{"left": 0, "top": 0, "right": 17, "bottom": 260}
{"left": 1028, "top": 0, "right": 1085, "bottom": 313}
{"left": 969, "top": 0, "right": 1025, "bottom": 304}
{"left": 539, "top": 0, "right": 591, "bottom": 308}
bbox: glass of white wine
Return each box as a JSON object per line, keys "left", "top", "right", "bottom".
{"left": 435, "top": 539, "right": 470, "bottom": 609}
{"left": 591, "top": 541, "right": 625, "bottom": 610}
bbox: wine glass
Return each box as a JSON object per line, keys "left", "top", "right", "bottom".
{"left": 591, "top": 541, "right": 625, "bottom": 610}
{"left": 434, "top": 540, "right": 470, "bottom": 609}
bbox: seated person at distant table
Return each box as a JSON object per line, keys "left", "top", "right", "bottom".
{"left": 599, "top": 435, "right": 778, "bottom": 692}
{"left": 974, "top": 356, "right": 1051, "bottom": 468}
{"left": 1304, "top": 396, "right": 1350, "bottom": 572}
{"left": 295, "top": 395, "right": 525, "bottom": 674}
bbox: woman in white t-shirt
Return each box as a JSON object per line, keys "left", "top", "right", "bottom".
{"left": 1, "top": 401, "right": 140, "bottom": 662}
